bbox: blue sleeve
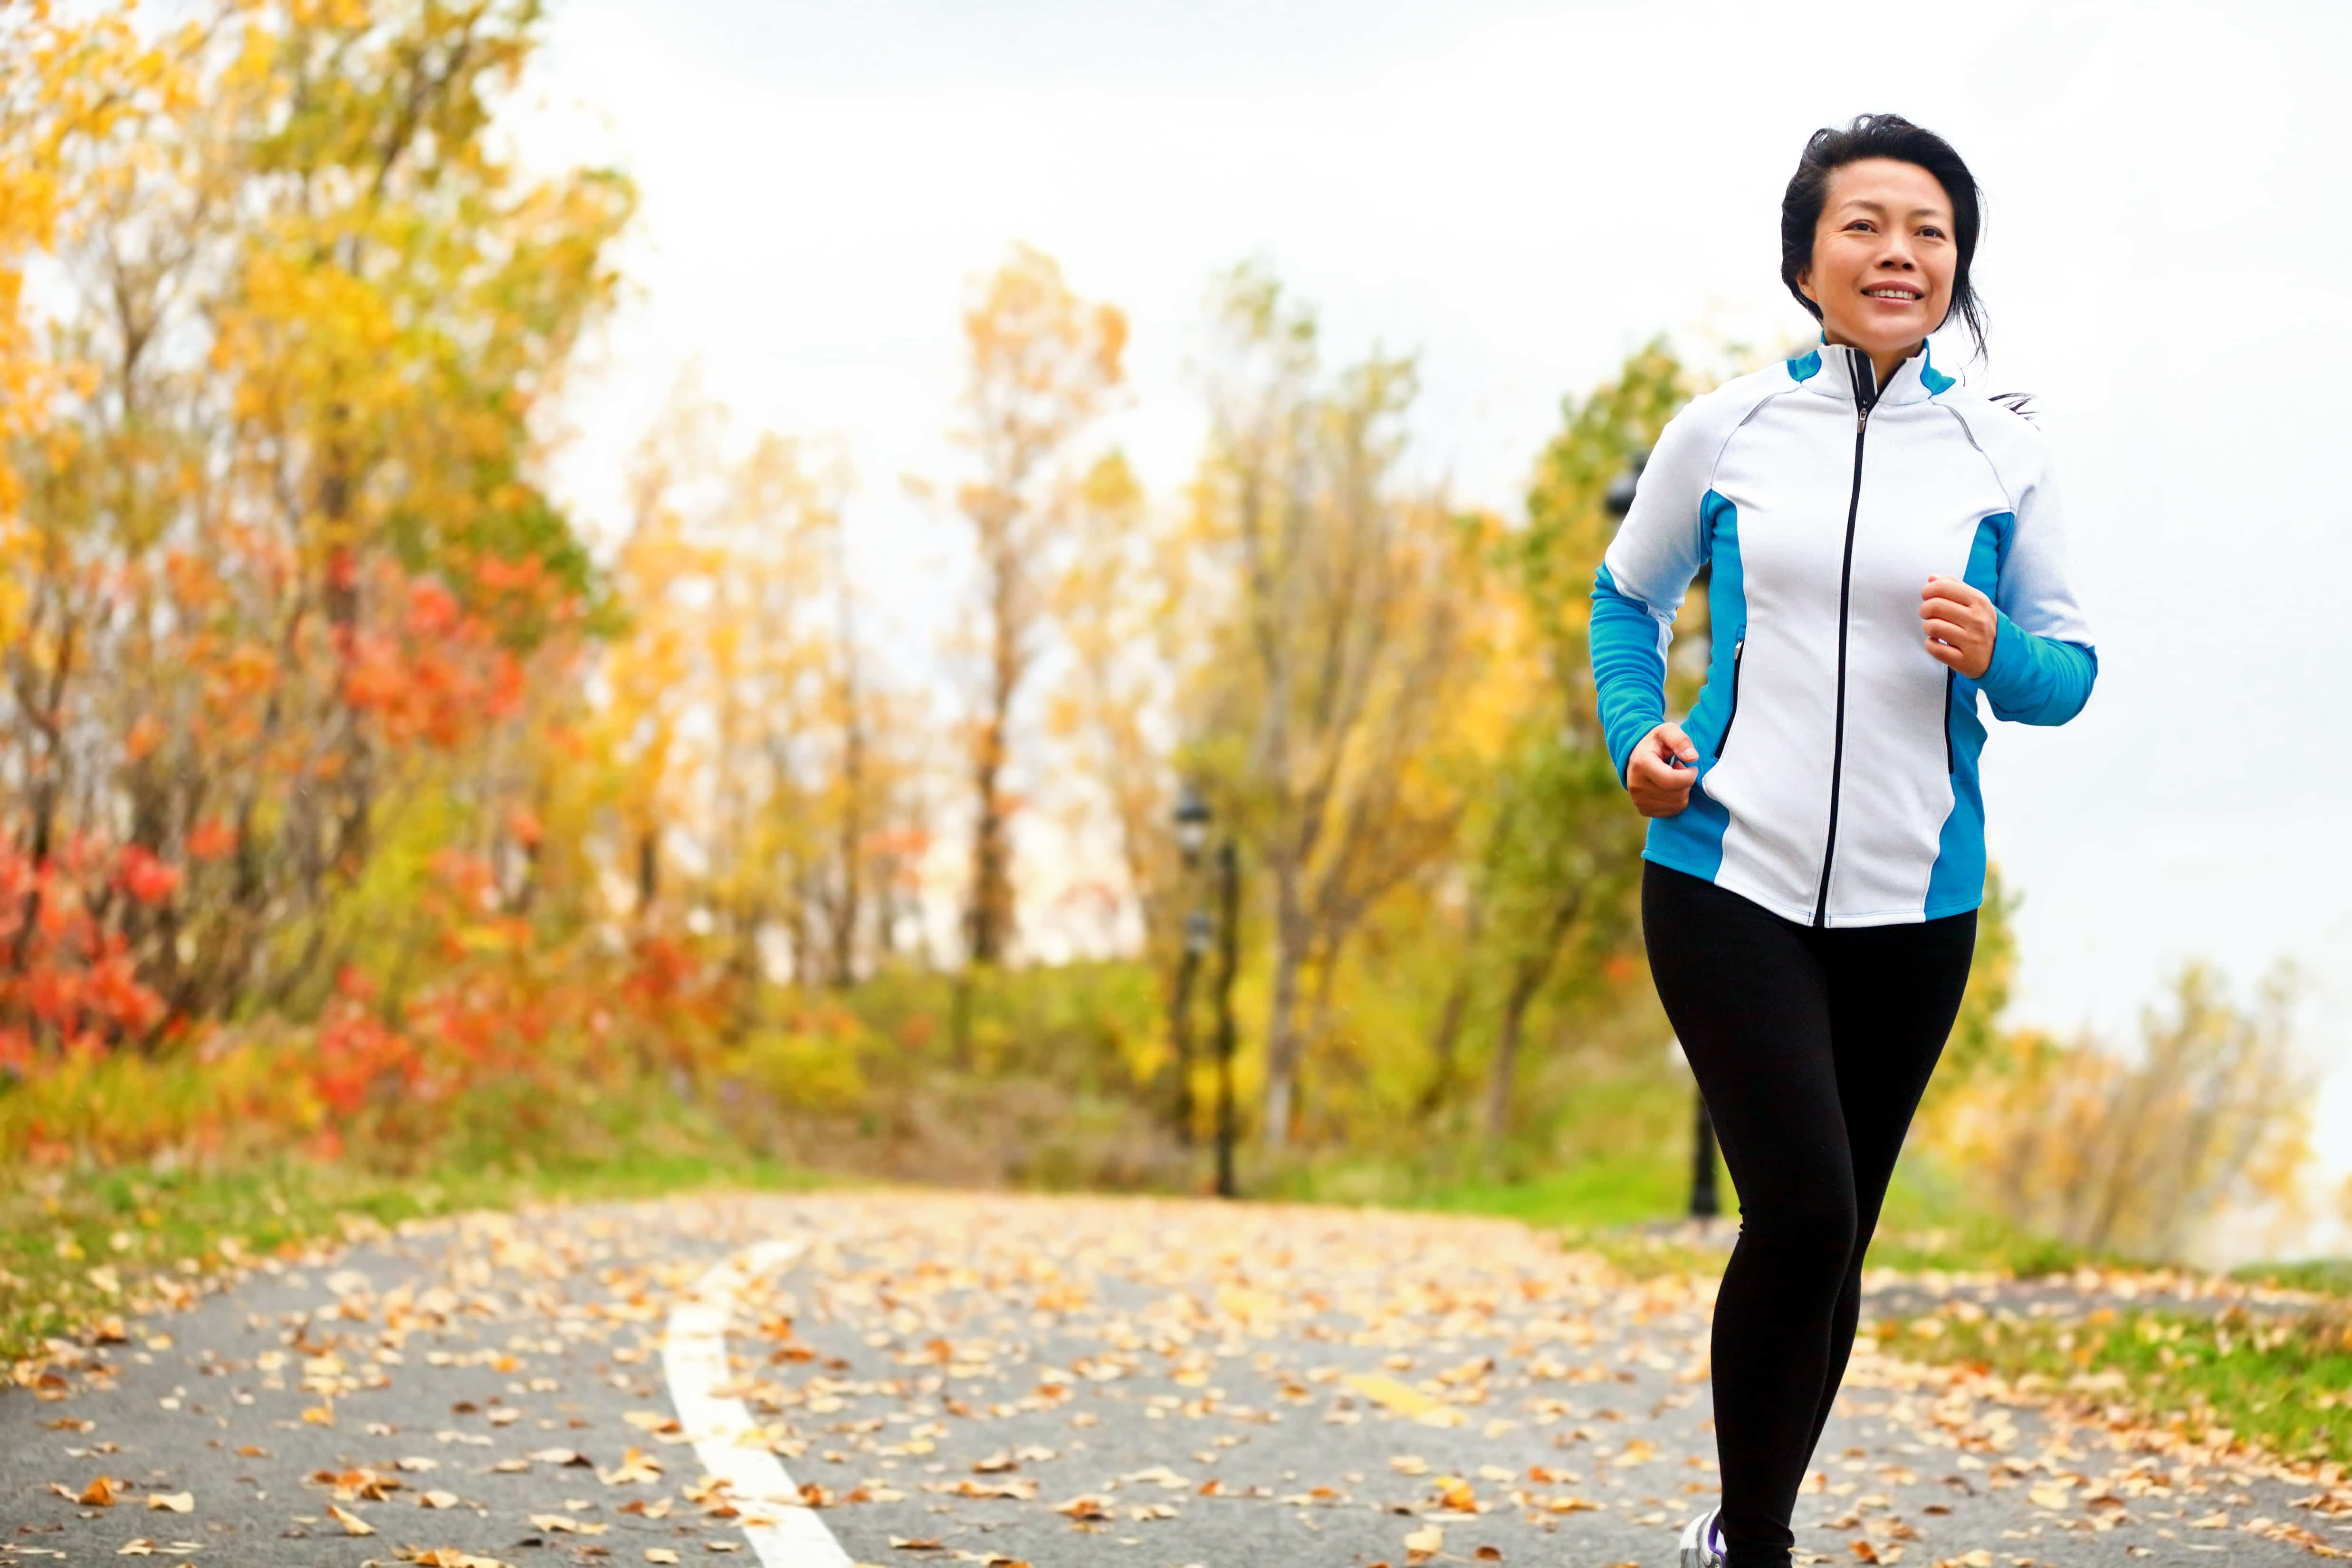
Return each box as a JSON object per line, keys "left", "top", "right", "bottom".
{"left": 1589, "top": 394, "right": 1724, "bottom": 786}
{"left": 1970, "top": 406, "right": 2095, "bottom": 726}
{"left": 1592, "top": 565, "right": 1671, "bottom": 784}
{"left": 1979, "top": 611, "right": 2097, "bottom": 725}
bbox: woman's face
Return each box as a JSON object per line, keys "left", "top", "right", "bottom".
{"left": 1795, "top": 157, "right": 1957, "bottom": 359}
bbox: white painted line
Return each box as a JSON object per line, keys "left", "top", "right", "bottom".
{"left": 663, "top": 1237, "right": 856, "bottom": 1568}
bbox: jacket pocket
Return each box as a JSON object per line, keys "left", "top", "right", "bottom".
{"left": 1713, "top": 638, "right": 1745, "bottom": 758}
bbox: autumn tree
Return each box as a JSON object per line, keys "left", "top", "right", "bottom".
{"left": 1456, "top": 344, "right": 1694, "bottom": 1136}
{"left": 1938, "top": 963, "right": 2313, "bottom": 1261}
{"left": 1, "top": 0, "right": 629, "bottom": 1064}
{"left": 599, "top": 379, "right": 920, "bottom": 1012}
{"left": 949, "top": 245, "right": 1127, "bottom": 971}
{"left": 1186, "top": 265, "right": 1490, "bottom": 1154}
{"left": 1050, "top": 453, "right": 1183, "bottom": 947}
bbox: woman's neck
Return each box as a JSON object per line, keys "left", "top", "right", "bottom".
{"left": 1824, "top": 331, "right": 1922, "bottom": 392}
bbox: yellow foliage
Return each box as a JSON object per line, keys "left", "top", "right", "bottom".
{"left": 1930, "top": 962, "right": 2312, "bottom": 1262}
{"left": 727, "top": 1023, "right": 870, "bottom": 1115}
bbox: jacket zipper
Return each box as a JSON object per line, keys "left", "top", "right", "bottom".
{"left": 1813, "top": 349, "right": 1878, "bottom": 928}
{"left": 1714, "top": 638, "right": 1745, "bottom": 757}
{"left": 1943, "top": 669, "right": 1956, "bottom": 775}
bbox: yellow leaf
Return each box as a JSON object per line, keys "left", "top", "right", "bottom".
{"left": 1346, "top": 1373, "right": 1439, "bottom": 1417}
{"left": 327, "top": 1503, "right": 373, "bottom": 1536}
{"left": 144, "top": 1492, "right": 193, "bottom": 1512}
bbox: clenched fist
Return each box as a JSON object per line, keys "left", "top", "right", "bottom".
{"left": 1922, "top": 574, "right": 1997, "bottom": 679}
{"left": 1624, "top": 722, "right": 1700, "bottom": 817}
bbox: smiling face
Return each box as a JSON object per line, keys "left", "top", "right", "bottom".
{"left": 1795, "top": 157, "right": 1957, "bottom": 363}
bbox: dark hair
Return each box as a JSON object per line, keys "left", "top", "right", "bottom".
{"left": 1780, "top": 113, "right": 1990, "bottom": 360}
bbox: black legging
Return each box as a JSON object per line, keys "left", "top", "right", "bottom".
{"left": 1641, "top": 862, "right": 1975, "bottom": 1568}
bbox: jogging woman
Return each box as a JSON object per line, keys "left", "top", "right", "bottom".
{"left": 1587, "top": 115, "right": 2097, "bottom": 1568}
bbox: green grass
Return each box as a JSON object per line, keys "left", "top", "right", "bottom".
{"left": 0, "top": 1140, "right": 833, "bottom": 1368}
{"left": 1881, "top": 1300, "right": 2352, "bottom": 1468}
{"left": 1285, "top": 1140, "right": 2105, "bottom": 1280}
{"left": 1268, "top": 1142, "right": 1723, "bottom": 1226}
{"left": 1407, "top": 1148, "right": 1706, "bottom": 1228}
{"left": 1858, "top": 1153, "right": 2098, "bottom": 1278}
{"left": 2230, "top": 1258, "right": 2352, "bottom": 1296}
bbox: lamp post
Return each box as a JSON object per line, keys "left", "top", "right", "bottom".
{"left": 1169, "top": 786, "right": 1212, "bottom": 1145}
{"left": 1211, "top": 835, "right": 1240, "bottom": 1200}
{"left": 1604, "top": 449, "right": 1721, "bottom": 1223}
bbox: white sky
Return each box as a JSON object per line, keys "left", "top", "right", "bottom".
{"left": 509, "top": 0, "right": 2352, "bottom": 1246}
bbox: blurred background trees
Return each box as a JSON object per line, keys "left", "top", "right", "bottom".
{"left": 0, "top": 0, "right": 2314, "bottom": 1272}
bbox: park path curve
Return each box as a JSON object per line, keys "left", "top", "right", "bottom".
{"left": 4, "top": 1189, "right": 2347, "bottom": 1566}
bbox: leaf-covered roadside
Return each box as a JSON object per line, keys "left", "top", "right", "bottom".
{"left": 1875, "top": 1289, "right": 2352, "bottom": 1471}
{"left": 0, "top": 1139, "right": 822, "bottom": 1374}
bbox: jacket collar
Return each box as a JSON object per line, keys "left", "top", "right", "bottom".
{"left": 1785, "top": 330, "right": 1954, "bottom": 407}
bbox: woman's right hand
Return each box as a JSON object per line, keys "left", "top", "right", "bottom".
{"left": 1625, "top": 722, "right": 1699, "bottom": 817}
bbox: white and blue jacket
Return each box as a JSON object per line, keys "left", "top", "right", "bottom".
{"left": 1591, "top": 337, "right": 2096, "bottom": 928}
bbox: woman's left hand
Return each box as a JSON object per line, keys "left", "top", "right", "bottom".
{"left": 1921, "top": 574, "right": 1997, "bottom": 679}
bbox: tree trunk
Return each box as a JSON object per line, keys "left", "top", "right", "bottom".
{"left": 966, "top": 539, "right": 1020, "bottom": 968}
{"left": 1484, "top": 886, "right": 1585, "bottom": 1139}
{"left": 1260, "top": 865, "right": 1308, "bottom": 1155}
{"left": 1484, "top": 958, "right": 1544, "bottom": 1140}
{"left": 635, "top": 827, "right": 660, "bottom": 920}
{"left": 1419, "top": 969, "right": 1474, "bottom": 1119}
{"left": 830, "top": 672, "right": 865, "bottom": 988}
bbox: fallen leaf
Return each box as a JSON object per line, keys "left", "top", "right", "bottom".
{"left": 600, "top": 1446, "right": 663, "bottom": 1485}
{"left": 1348, "top": 1373, "right": 1441, "bottom": 1418}
{"left": 327, "top": 1502, "right": 374, "bottom": 1536}
{"left": 145, "top": 1492, "right": 193, "bottom": 1512}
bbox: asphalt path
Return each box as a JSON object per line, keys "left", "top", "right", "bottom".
{"left": 5, "top": 1192, "right": 2346, "bottom": 1567}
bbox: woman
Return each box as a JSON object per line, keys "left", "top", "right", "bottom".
{"left": 1587, "top": 115, "right": 2096, "bottom": 1568}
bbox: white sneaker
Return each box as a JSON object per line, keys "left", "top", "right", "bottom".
{"left": 1677, "top": 1506, "right": 1726, "bottom": 1568}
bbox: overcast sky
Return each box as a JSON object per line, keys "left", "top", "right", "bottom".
{"left": 508, "top": 0, "right": 2352, "bottom": 1248}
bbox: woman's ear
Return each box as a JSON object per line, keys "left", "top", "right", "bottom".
{"left": 1795, "top": 267, "right": 1815, "bottom": 306}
